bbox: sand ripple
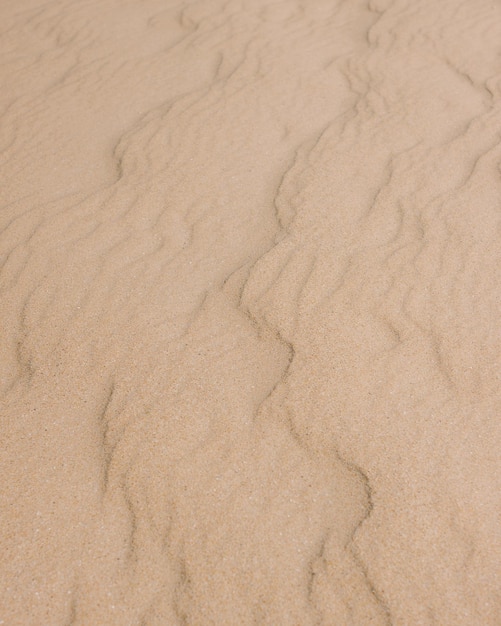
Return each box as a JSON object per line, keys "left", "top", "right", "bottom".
{"left": 1, "top": 1, "right": 500, "bottom": 624}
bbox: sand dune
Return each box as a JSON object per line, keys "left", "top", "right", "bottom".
{"left": 1, "top": 0, "right": 500, "bottom": 624}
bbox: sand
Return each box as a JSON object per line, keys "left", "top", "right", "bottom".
{"left": 1, "top": 0, "right": 500, "bottom": 624}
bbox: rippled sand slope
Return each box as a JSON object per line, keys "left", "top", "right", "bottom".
{"left": 1, "top": 1, "right": 501, "bottom": 624}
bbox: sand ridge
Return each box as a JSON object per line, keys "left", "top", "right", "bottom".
{"left": 1, "top": 0, "right": 501, "bottom": 624}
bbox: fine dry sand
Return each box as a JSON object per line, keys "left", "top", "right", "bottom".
{"left": 1, "top": 1, "right": 501, "bottom": 624}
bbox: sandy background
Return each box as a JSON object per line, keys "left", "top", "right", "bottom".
{"left": 1, "top": 0, "right": 501, "bottom": 624}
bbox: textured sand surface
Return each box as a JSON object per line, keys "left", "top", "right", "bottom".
{"left": 1, "top": 0, "right": 501, "bottom": 624}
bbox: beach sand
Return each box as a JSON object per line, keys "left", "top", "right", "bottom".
{"left": 1, "top": 0, "right": 500, "bottom": 624}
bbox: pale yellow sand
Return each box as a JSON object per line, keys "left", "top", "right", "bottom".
{"left": 1, "top": 0, "right": 500, "bottom": 624}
